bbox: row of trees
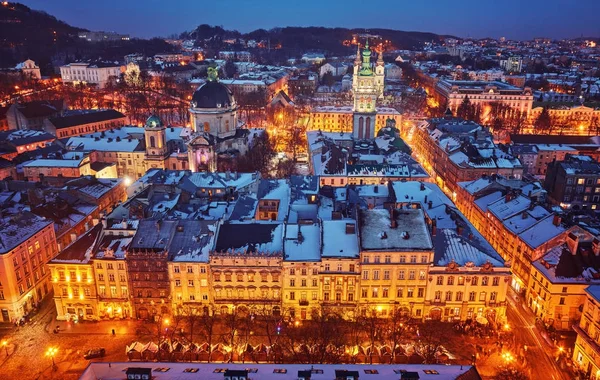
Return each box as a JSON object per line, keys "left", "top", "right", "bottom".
{"left": 142, "top": 304, "right": 452, "bottom": 365}
{"left": 453, "top": 94, "right": 600, "bottom": 137}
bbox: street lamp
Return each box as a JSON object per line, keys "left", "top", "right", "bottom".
{"left": 46, "top": 347, "right": 58, "bottom": 370}
{"left": 2, "top": 339, "right": 7, "bottom": 355}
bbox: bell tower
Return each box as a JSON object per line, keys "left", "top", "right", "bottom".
{"left": 375, "top": 46, "right": 385, "bottom": 99}
{"left": 352, "top": 39, "right": 378, "bottom": 140}
{"left": 144, "top": 115, "right": 167, "bottom": 161}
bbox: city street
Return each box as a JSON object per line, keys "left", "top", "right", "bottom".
{"left": 0, "top": 299, "right": 137, "bottom": 380}
{"left": 504, "top": 289, "right": 571, "bottom": 380}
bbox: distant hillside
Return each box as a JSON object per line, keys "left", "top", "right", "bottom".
{"left": 0, "top": 2, "right": 85, "bottom": 66}
{"left": 0, "top": 2, "right": 175, "bottom": 73}
{"left": 183, "top": 24, "right": 455, "bottom": 57}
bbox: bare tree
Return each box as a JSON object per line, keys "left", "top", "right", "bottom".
{"left": 385, "top": 306, "right": 409, "bottom": 362}
{"left": 413, "top": 321, "right": 450, "bottom": 364}
{"left": 198, "top": 305, "right": 218, "bottom": 362}
{"left": 358, "top": 307, "right": 384, "bottom": 364}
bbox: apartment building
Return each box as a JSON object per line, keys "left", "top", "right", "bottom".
{"left": 359, "top": 208, "right": 432, "bottom": 319}
{"left": 0, "top": 210, "right": 57, "bottom": 322}
{"left": 527, "top": 227, "right": 600, "bottom": 330}
{"left": 211, "top": 223, "right": 284, "bottom": 316}
{"left": 60, "top": 62, "right": 123, "bottom": 88}
{"left": 48, "top": 224, "right": 101, "bottom": 321}
{"left": 92, "top": 221, "right": 136, "bottom": 319}
{"left": 411, "top": 118, "right": 523, "bottom": 196}
{"left": 573, "top": 285, "right": 600, "bottom": 379}
{"left": 168, "top": 220, "right": 216, "bottom": 314}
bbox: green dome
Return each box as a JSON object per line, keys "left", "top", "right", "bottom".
{"left": 145, "top": 115, "right": 164, "bottom": 129}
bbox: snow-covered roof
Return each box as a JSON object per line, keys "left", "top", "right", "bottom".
{"left": 259, "top": 179, "right": 290, "bottom": 222}
{"left": 169, "top": 221, "right": 217, "bottom": 262}
{"left": 519, "top": 214, "right": 565, "bottom": 249}
{"left": 93, "top": 235, "right": 132, "bottom": 260}
{"left": 322, "top": 219, "right": 359, "bottom": 258}
{"left": 0, "top": 210, "right": 52, "bottom": 254}
{"left": 214, "top": 222, "right": 284, "bottom": 255}
{"left": 390, "top": 181, "right": 505, "bottom": 267}
{"left": 360, "top": 209, "right": 433, "bottom": 251}
{"left": 355, "top": 184, "right": 389, "bottom": 198}
{"left": 487, "top": 195, "right": 531, "bottom": 221}
{"left": 66, "top": 136, "right": 142, "bottom": 152}
{"left": 23, "top": 158, "right": 85, "bottom": 168}
{"left": 80, "top": 362, "right": 478, "bottom": 380}
{"left": 284, "top": 223, "right": 320, "bottom": 262}
{"left": 586, "top": 285, "right": 600, "bottom": 303}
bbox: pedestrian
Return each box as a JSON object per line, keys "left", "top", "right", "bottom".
{"left": 112, "top": 328, "right": 116, "bottom": 336}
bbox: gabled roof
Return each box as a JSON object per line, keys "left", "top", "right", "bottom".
{"left": 48, "top": 109, "right": 126, "bottom": 129}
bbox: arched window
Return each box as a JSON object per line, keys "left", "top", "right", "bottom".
{"left": 358, "top": 117, "right": 364, "bottom": 139}
{"left": 225, "top": 119, "right": 230, "bottom": 132}
{"left": 203, "top": 122, "right": 210, "bottom": 132}
{"left": 149, "top": 136, "right": 156, "bottom": 148}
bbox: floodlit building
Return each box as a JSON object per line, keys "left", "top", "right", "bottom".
{"left": 434, "top": 80, "right": 533, "bottom": 117}
{"left": 48, "top": 224, "right": 101, "bottom": 321}
{"left": 572, "top": 285, "right": 600, "bottom": 378}
{"left": 60, "top": 62, "right": 123, "bottom": 88}
{"left": 0, "top": 209, "right": 57, "bottom": 322}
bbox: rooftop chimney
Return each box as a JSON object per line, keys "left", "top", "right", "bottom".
{"left": 345, "top": 223, "right": 356, "bottom": 234}
{"left": 420, "top": 182, "right": 425, "bottom": 191}
{"left": 390, "top": 209, "right": 398, "bottom": 229}
{"left": 456, "top": 224, "right": 464, "bottom": 235}
{"left": 552, "top": 214, "right": 561, "bottom": 227}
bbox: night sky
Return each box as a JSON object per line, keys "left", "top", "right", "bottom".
{"left": 21, "top": 0, "right": 600, "bottom": 40}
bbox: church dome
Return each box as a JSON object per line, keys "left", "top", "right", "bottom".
{"left": 191, "top": 81, "right": 234, "bottom": 109}
{"left": 145, "top": 114, "right": 164, "bottom": 129}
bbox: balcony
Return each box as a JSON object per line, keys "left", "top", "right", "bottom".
{"left": 299, "top": 300, "right": 309, "bottom": 306}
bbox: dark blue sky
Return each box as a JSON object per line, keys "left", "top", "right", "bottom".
{"left": 22, "top": 0, "right": 600, "bottom": 40}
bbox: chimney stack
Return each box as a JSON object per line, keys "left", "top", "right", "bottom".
{"left": 431, "top": 219, "right": 437, "bottom": 236}
{"left": 593, "top": 238, "right": 600, "bottom": 256}
{"left": 390, "top": 209, "right": 398, "bottom": 229}
{"left": 345, "top": 223, "right": 356, "bottom": 234}
{"left": 552, "top": 214, "right": 561, "bottom": 226}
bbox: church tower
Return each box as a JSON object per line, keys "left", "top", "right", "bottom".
{"left": 352, "top": 40, "right": 379, "bottom": 140}
{"left": 375, "top": 46, "right": 385, "bottom": 99}
{"left": 144, "top": 115, "right": 168, "bottom": 163}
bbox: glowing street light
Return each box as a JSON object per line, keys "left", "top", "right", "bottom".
{"left": 46, "top": 346, "right": 58, "bottom": 370}
{"left": 501, "top": 351, "right": 514, "bottom": 364}
{"left": 2, "top": 339, "right": 7, "bottom": 355}
{"left": 123, "top": 176, "right": 132, "bottom": 187}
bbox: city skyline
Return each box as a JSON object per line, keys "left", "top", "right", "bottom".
{"left": 20, "top": 0, "right": 600, "bottom": 40}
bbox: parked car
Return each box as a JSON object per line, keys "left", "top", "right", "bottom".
{"left": 84, "top": 348, "right": 106, "bottom": 359}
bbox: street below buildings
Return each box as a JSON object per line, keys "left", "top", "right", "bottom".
{"left": 502, "top": 289, "right": 572, "bottom": 380}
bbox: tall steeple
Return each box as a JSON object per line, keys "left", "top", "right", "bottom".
{"left": 354, "top": 43, "right": 361, "bottom": 66}
{"left": 377, "top": 45, "right": 384, "bottom": 66}
{"left": 361, "top": 39, "right": 372, "bottom": 73}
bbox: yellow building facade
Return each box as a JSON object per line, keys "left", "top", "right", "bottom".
{"left": 573, "top": 286, "right": 600, "bottom": 380}
{"left": 0, "top": 213, "right": 57, "bottom": 322}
